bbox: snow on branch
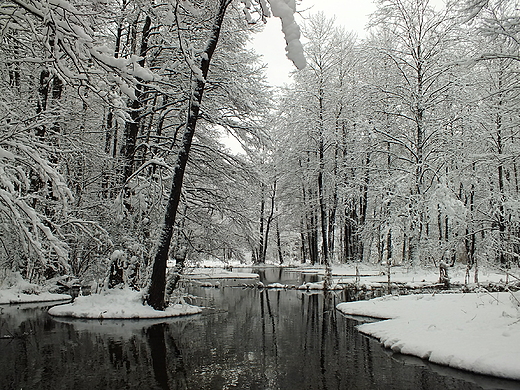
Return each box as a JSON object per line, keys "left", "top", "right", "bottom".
{"left": 267, "top": 0, "right": 306, "bottom": 69}
{"left": 460, "top": 0, "right": 489, "bottom": 23}
{"left": 4, "top": 0, "right": 159, "bottom": 102}
{"left": 241, "top": 0, "right": 271, "bottom": 23}
{"left": 0, "top": 129, "right": 72, "bottom": 271}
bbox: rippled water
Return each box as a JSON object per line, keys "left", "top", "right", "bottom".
{"left": 0, "top": 267, "right": 518, "bottom": 390}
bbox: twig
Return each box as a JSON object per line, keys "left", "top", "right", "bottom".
{"left": 505, "top": 286, "right": 520, "bottom": 307}
{"left": 499, "top": 268, "right": 520, "bottom": 282}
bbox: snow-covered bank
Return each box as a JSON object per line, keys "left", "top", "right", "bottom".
{"left": 284, "top": 263, "right": 519, "bottom": 293}
{"left": 337, "top": 292, "right": 520, "bottom": 381}
{"left": 48, "top": 288, "right": 202, "bottom": 319}
{"left": 0, "top": 272, "right": 71, "bottom": 304}
{"left": 0, "top": 289, "right": 71, "bottom": 305}
{"left": 184, "top": 268, "right": 260, "bottom": 280}
{"left": 319, "top": 263, "right": 514, "bottom": 286}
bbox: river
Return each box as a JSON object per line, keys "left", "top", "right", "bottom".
{"left": 0, "top": 267, "right": 518, "bottom": 389}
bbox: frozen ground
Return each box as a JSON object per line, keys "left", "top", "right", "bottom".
{"left": 337, "top": 291, "right": 520, "bottom": 381}
{"left": 184, "top": 268, "right": 260, "bottom": 280}
{"left": 0, "top": 289, "right": 71, "bottom": 305}
{"left": 48, "top": 288, "right": 201, "bottom": 319}
{"left": 0, "top": 272, "right": 71, "bottom": 304}
{"left": 0, "top": 271, "right": 200, "bottom": 319}
{"left": 319, "top": 263, "right": 514, "bottom": 288}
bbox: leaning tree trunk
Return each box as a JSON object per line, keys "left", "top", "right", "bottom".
{"left": 261, "top": 179, "right": 277, "bottom": 264}
{"left": 147, "top": 0, "right": 230, "bottom": 310}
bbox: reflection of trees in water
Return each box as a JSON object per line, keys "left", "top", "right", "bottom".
{"left": 108, "top": 338, "right": 130, "bottom": 371}
{"left": 167, "top": 334, "right": 188, "bottom": 389}
{"left": 152, "top": 324, "right": 185, "bottom": 389}
{"left": 2, "top": 292, "right": 513, "bottom": 390}
{"left": 147, "top": 324, "right": 170, "bottom": 389}
{"left": 252, "top": 267, "right": 292, "bottom": 284}
{"left": 260, "top": 289, "right": 278, "bottom": 351}
{"left": 260, "top": 289, "right": 279, "bottom": 383}
{"left": 0, "top": 307, "right": 190, "bottom": 390}
{"left": 255, "top": 268, "right": 266, "bottom": 282}
{"left": 145, "top": 323, "right": 188, "bottom": 390}
{"left": 301, "top": 291, "right": 354, "bottom": 390}
{"left": 101, "top": 322, "right": 189, "bottom": 390}
{"left": 320, "top": 291, "right": 333, "bottom": 388}
{"left": 104, "top": 322, "right": 188, "bottom": 390}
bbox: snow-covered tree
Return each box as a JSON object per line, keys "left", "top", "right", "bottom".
{"left": 365, "top": 0, "right": 462, "bottom": 265}
{"left": 147, "top": 0, "right": 306, "bottom": 310}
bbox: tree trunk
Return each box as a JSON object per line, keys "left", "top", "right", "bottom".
{"left": 257, "top": 182, "right": 266, "bottom": 264}
{"left": 316, "top": 84, "right": 332, "bottom": 287}
{"left": 496, "top": 70, "right": 507, "bottom": 265}
{"left": 262, "top": 179, "right": 277, "bottom": 263}
{"left": 358, "top": 153, "right": 369, "bottom": 260}
{"left": 328, "top": 137, "right": 339, "bottom": 264}
{"left": 276, "top": 218, "right": 283, "bottom": 264}
{"left": 147, "top": 0, "right": 230, "bottom": 310}
{"left": 121, "top": 15, "right": 152, "bottom": 184}
{"left": 317, "top": 86, "right": 328, "bottom": 266}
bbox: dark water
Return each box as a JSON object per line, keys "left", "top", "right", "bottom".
{"left": 0, "top": 268, "right": 519, "bottom": 390}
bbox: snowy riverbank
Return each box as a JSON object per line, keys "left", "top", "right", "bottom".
{"left": 47, "top": 288, "right": 202, "bottom": 319}
{"left": 0, "top": 272, "right": 71, "bottom": 304}
{"left": 306, "top": 263, "right": 516, "bottom": 289}
{"left": 0, "top": 289, "right": 71, "bottom": 305}
{"left": 337, "top": 292, "right": 520, "bottom": 381}
{"left": 184, "top": 268, "right": 260, "bottom": 280}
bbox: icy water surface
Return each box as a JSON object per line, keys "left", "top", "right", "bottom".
{"left": 0, "top": 267, "right": 519, "bottom": 390}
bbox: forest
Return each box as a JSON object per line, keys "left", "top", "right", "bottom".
{"left": 1, "top": 0, "right": 519, "bottom": 303}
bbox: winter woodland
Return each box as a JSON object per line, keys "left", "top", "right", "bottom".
{"left": 1, "top": 0, "right": 520, "bottom": 305}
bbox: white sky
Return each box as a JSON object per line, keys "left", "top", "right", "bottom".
{"left": 252, "top": 0, "right": 377, "bottom": 87}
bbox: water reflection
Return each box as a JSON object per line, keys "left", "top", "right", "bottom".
{"left": 146, "top": 323, "right": 183, "bottom": 390}
{"left": 0, "top": 304, "right": 193, "bottom": 390}
{"left": 1, "top": 270, "right": 520, "bottom": 389}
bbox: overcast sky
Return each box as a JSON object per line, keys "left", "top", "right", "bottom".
{"left": 251, "top": 1, "right": 377, "bottom": 87}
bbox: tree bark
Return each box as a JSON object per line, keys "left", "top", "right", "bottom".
{"left": 147, "top": 0, "right": 230, "bottom": 310}
{"left": 261, "top": 179, "right": 277, "bottom": 263}
{"left": 317, "top": 85, "right": 328, "bottom": 266}
{"left": 276, "top": 218, "right": 284, "bottom": 264}
{"left": 121, "top": 15, "right": 152, "bottom": 184}
{"left": 257, "top": 182, "right": 266, "bottom": 264}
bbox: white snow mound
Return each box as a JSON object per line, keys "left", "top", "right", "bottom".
{"left": 337, "top": 292, "right": 520, "bottom": 380}
{"left": 0, "top": 272, "right": 71, "bottom": 304}
{"left": 48, "top": 288, "right": 202, "bottom": 319}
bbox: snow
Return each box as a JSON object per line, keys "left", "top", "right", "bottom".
{"left": 184, "top": 268, "right": 260, "bottom": 280}
{"left": 268, "top": 0, "right": 306, "bottom": 69}
{"left": 300, "top": 263, "right": 513, "bottom": 289}
{"left": 0, "top": 147, "right": 15, "bottom": 160}
{"left": 0, "top": 289, "right": 71, "bottom": 305}
{"left": 180, "top": 0, "right": 201, "bottom": 16}
{"left": 48, "top": 288, "right": 202, "bottom": 319}
{"left": 298, "top": 280, "right": 345, "bottom": 290}
{"left": 337, "top": 292, "right": 520, "bottom": 381}
{"left": 129, "top": 55, "right": 157, "bottom": 81}
{"left": 0, "top": 273, "right": 71, "bottom": 304}
{"left": 266, "top": 282, "right": 288, "bottom": 289}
